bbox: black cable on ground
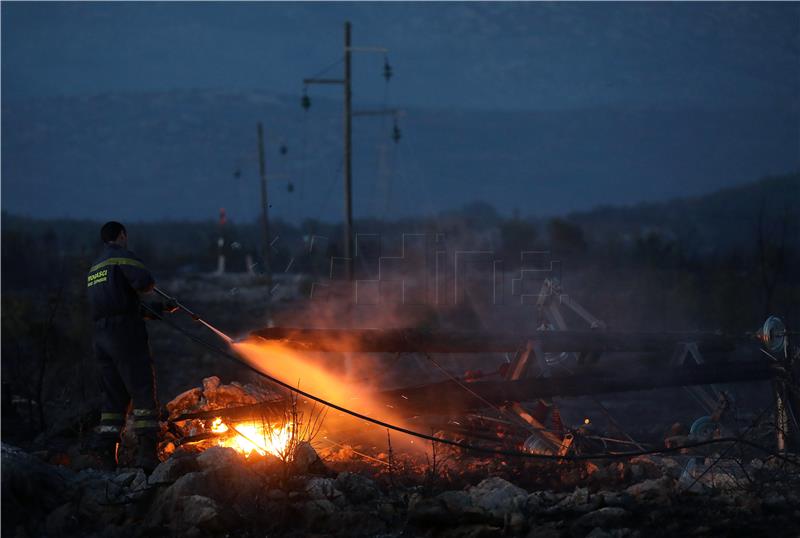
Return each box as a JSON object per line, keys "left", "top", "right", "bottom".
{"left": 145, "top": 304, "right": 800, "bottom": 466}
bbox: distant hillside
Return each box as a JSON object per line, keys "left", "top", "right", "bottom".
{"left": 2, "top": 173, "right": 797, "bottom": 261}
{"left": 2, "top": 90, "right": 798, "bottom": 222}
{"left": 568, "top": 174, "right": 800, "bottom": 253}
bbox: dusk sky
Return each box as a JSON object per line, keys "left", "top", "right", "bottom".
{"left": 4, "top": 2, "right": 798, "bottom": 110}
{"left": 2, "top": 2, "right": 799, "bottom": 222}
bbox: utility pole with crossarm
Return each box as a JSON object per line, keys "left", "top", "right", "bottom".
{"left": 302, "top": 21, "right": 403, "bottom": 282}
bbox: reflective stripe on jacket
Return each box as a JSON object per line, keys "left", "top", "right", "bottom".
{"left": 87, "top": 244, "right": 155, "bottom": 321}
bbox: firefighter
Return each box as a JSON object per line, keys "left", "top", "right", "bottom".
{"left": 86, "top": 221, "right": 175, "bottom": 472}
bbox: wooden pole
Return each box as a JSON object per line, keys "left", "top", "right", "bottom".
{"left": 257, "top": 122, "right": 272, "bottom": 317}
{"left": 302, "top": 22, "right": 393, "bottom": 282}
{"left": 343, "top": 21, "right": 353, "bottom": 281}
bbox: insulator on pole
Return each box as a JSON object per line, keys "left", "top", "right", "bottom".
{"left": 383, "top": 57, "right": 393, "bottom": 82}
{"left": 280, "top": 143, "right": 288, "bottom": 156}
{"left": 301, "top": 88, "right": 311, "bottom": 111}
{"left": 392, "top": 118, "right": 401, "bottom": 143}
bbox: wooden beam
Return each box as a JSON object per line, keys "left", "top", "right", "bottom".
{"left": 170, "top": 400, "right": 286, "bottom": 423}
{"left": 248, "top": 327, "right": 739, "bottom": 354}
{"left": 377, "top": 361, "right": 777, "bottom": 415}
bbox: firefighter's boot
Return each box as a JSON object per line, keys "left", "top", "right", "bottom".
{"left": 132, "top": 407, "right": 160, "bottom": 472}
{"left": 134, "top": 432, "right": 160, "bottom": 473}
{"left": 86, "top": 434, "right": 118, "bottom": 472}
{"left": 86, "top": 412, "right": 124, "bottom": 471}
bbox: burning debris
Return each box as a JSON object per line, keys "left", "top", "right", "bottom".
{"left": 162, "top": 376, "right": 293, "bottom": 460}
{"left": 160, "top": 375, "right": 328, "bottom": 474}
{"left": 210, "top": 418, "right": 294, "bottom": 459}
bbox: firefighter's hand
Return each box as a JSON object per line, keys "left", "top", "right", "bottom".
{"left": 164, "top": 299, "right": 179, "bottom": 314}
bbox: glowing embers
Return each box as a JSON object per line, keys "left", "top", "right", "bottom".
{"left": 210, "top": 417, "right": 294, "bottom": 459}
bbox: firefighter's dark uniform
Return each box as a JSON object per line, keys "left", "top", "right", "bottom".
{"left": 86, "top": 243, "right": 159, "bottom": 468}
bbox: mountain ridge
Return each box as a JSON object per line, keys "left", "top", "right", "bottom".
{"left": 2, "top": 89, "right": 798, "bottom": 223}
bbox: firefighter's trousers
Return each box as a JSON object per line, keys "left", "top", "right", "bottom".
{"left": 92, "top": 316, "right": 159, "bottom": 451}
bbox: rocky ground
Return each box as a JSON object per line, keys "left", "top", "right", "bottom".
{"left": 4, "top": 274, "right": 799, "bottom": 536}
{"left": 3, "top": 439, "right": 799, "bottom": 538}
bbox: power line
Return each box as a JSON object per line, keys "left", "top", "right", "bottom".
{"left": 306, "top": 57, "right": 344, "bottom": 82}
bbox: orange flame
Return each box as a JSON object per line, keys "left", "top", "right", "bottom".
{"left": 211, "top": 417, "right": 294, "bottom": 458}
{"left": 232, "top": 339, "right": 421, "bottom": 451}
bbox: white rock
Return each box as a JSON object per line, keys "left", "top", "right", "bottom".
{"left": 202, "top": 376, "right": 221, "bottom": 393}
{"left": 180, "top": 495, "right": 221, "bottom": 529}
{"left": 304, "top": 499, "right": 336, "bottom": 528}
{"left": 575, "top": 507, "right": 629, "bottom": 529}
{"left": 625, "top": 476, "right": 673, "bottom": 500}
{"left": 148, "top": 454, "right": 198, "bottom": 485}
{"left": 293, "top": 441, "right": 323, "bottom": 473}
{"left": 195, "top": 446, "right": 241, "bottom": 470}
{"left": 469, "top": 477, "right": 527, "bottom": 516}
{"left": 436, "top": 490, "right": 473, "bottom": 513}
{"left": 306, "top": 477, "right": 345, "bottom": 506}
{"left": 335, "top": 471, "right": 379, "bottom": 504}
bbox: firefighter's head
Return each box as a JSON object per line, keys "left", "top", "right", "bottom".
{"left": 101, "top": 221, "right": 128, "bottom": 248}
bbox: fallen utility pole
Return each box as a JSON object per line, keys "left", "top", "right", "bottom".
{"left": 248, "top": 327, "right": 738, "bottom": 354}
{"left": 378, "top": 360, "right": 779, "bottom": 414}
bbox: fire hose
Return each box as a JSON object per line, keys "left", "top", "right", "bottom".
{"left": 154, "top": 287, "right": 233, "bottom": 344}
{"left": 141, "top": 295, "right": 799, "bottom": 465}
